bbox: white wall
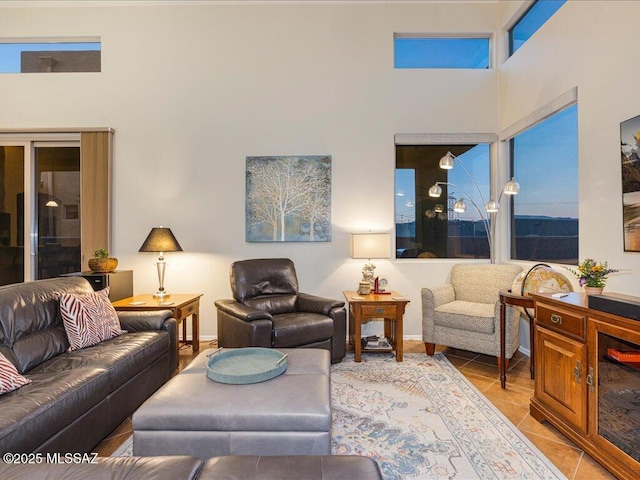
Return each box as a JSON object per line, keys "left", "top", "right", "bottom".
{"left": 0, "top": 1, "right": 498, "bottom": 340}
{"left": 498, "top": 0, "right": 640, "bottom": 297}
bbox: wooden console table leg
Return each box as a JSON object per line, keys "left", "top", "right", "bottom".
{"left": 500, "top": 299, "right": 506, "bottom": 389}
{"left": 353, "top": 308, "right": 362, "bottom": 363}
{"left": 192, "top": 312, "right": 200, "bottom": 352}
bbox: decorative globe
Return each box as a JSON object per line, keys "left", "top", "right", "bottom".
{"left": 511, "top": 264, "right": 574, "bottom": 316}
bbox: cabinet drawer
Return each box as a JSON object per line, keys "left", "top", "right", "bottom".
{"left": 536, "top": 304, "right": 586, "bottom": 340}
{"left": 176, "top": 300, "right": 198, "bottom": 319}
{"left": 361, "top": 304, "right": 397, "bottom": 318}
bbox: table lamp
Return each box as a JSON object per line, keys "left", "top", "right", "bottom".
{"left": 139, "top": 227, "right": 183, "bottom": 298}
{"left": 351, "top": 232, "right": 391, "bottom": 293}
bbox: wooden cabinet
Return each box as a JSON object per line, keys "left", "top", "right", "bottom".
{"left": 531, "top": 293, "right": 640, "bottom": 479}
{"left": 62, "top": 270, "right": 132, "bottom": 302}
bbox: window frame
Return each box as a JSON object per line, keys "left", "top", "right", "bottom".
{"left": 394, "top": 133, "right": 498, "bottom": 260}
{"left": 501, "top": 89, "right": 579, "bottom": 264}
{"left": 0, "top": 36, "right": 101, "bottom": 74}
{"left": 506, "top": 0, "right": 567, "bottom": 59}
{"left": 394, "top": 33, "right": 493, "bottom": 70}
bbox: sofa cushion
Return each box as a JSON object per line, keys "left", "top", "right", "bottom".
{"left": 244, "top": 294, "right": 297, "bottom": 315}
{"left": 0, "top": 352, "right": 31, "bottom": 395}
{"left": 0, "top": 455, "right": 204, "bottom": 480}
{"left": 451, "top": 264, "right": 523, "bottom": 304}
{"left": 0, "top": 277, "right": 93, "bottom": 374}
{"left": 59, "top": 288, "right": 126, "bottom": 351}
{"left": 271, "top": 312, "right": 333, "bottom": 347}
{"left": 201, "top": 455, "right": 383, "bottom": 480}
{"left": 28, "top": 331, "right": 169, "bottom": 392}
{"left": 434, "top": 300, "right": 495, "bottom": 334}
{"left": 0, "top": 367, "right": 109, "bottom": 453}
{"left": 231, "top": 258, "right": 299, "bottom": 303}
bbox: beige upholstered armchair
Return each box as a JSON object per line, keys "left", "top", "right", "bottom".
{"left": 422, "top": 263, "right": 523, "bottom": 369}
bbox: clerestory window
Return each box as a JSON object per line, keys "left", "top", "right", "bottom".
{"left": 394, "top": 35, "right": 490, "bottom": 69}
{"left": 508, "top": 0, "right": 566, "bottom": 57}
{"left": 0, "top": 38, "right": 101, "bottom": 73}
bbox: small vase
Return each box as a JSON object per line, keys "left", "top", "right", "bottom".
{"left": 584, "top": 286, "right": 603, "bottom": 296}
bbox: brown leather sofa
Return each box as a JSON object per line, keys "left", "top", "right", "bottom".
{"left": 215, "top": 258, "right": 347, "bottom": 363}
{"left": 0, "top": 454, "right": 384, "bottom": 479}
{"left": 0, "top": 277, "right": 177, "bottom": 454}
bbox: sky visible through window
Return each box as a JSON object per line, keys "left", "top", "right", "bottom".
{"left": 512, "top": 104, "right": 578, "bottom": 219}
{"left": 0, "top": 42, "right": 100, "bottom": 73}
{"left": 510, "top": 0, "right": 566, "bottom": 55}
{"left": 395, "top": 103, "right": 577, "bottom": 228}
{"left": 395, "top": 144, "right": 490, "bottom": 226}
{"left": 394, "top": 37, "right": 489, "bottom": 69}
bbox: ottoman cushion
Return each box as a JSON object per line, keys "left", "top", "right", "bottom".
{"left": 133, "top": 348, "right": 331, "bottom": 458}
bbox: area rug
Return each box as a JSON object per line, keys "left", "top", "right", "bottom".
{"left": 114, "top": 352, "right": 565, "bottom": 480}
{"left": 331, "top": 353, "right": 566, "bottom": 480}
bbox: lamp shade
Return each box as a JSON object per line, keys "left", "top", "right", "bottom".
{"left": 351, "top": 233, "right": 390, "bottom": 259}
{"left": 139, "top": 227, "right": 183, "bottom": 253}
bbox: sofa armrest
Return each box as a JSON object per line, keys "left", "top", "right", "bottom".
{"left": 214, "top": 299, "right": 273, "bottom": 322}
{"left": 118, "top": 310, "right": 178, "bottom": 372}
{"left": 296, "top": 292, "right": 345, "bottom": 316}
{"left": 118, "top": 310, "right": 173, "bottom": 331}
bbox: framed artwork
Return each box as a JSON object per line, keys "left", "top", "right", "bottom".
{"left": 620, "top": 114, "right": 640, "bottom": 251}
{"left": 246, "top": 155, "right": 332, "bottom": 242}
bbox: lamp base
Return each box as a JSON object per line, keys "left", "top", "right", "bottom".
{"left": 153, "top": 291, "right": 170, "bottom": 299}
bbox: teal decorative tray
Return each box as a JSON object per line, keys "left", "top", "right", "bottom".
{"left": 206, "top": 348, "right": 288, "bottom": 384}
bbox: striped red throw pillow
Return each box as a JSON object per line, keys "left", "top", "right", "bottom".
{"left": 59, "top": 287, "right": 126, "bottom": 351}
{"left": 0, "top": 352, "right": 31, "bottom": 395}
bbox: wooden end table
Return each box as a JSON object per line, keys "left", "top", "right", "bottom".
{"left": 113, "top": 293, "right": 203, "bottom": 357}
{"left": 499, "top": 289, "right": 535, "bottom": 389}
{"left": 343, "top": 291, "right": 409, "bottom": 362}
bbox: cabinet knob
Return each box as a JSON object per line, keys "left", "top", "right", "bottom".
{"left": 375, "top": 307, "right": 384, "bottom": 314}
{"left": 551, "top": 314, "right": 563, "bottom": 325}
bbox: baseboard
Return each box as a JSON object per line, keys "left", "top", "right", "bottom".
{"left": 193, "top": 334, "right": 530, "bottom": 359}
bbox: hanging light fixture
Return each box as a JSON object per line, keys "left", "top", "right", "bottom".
{"left": 45, "top": 159, "right": 59, "bottom": 208}
{"left": 427, "top": 151, "right": 521, "bottom": 263}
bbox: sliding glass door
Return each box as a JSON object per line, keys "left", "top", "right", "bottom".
{"left": 0, "top": 140, "right": 81, "bottom": 286}
{"left": 34, "top": 144, "right": 81, "bottom": 279}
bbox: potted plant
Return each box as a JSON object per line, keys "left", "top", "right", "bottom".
{"left": 88, "top": 248, "right": 118, "bottom": 273}
{"left": 565, "top": 258, "right": 619, "bottom": 295}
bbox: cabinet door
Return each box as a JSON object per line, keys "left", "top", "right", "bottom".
{"left": 588, "top": 318, "right": 640, "bottom": 473}
{"left": 535, "top": 326, "right": 588, "bottom": 432}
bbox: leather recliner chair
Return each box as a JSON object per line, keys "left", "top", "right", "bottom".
{"left": 215, "top": 258, "right": 346, "bottom": 363}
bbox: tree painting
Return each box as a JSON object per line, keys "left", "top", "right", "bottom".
{"left": 246, "top": 156, "right": 331, "bottom": 242}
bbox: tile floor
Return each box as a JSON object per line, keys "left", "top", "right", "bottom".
{"left": 95, "top": 340, "right": 616, "bottom": 480}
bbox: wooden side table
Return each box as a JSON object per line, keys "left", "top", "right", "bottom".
{"left": 499, "top": 289, "right": 535, "bottom": 389}
{"left": 343, "top": 291, "right": 409, "bottom": 362}
{"left": 113, "top": 293, "right": 203, "bottom": 357}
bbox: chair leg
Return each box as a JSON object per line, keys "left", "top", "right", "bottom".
{"left": 497, "top": 356, "right": 509, "bottom": 372}
{"left": 424, "top": 342, "right": 435, "bottom": 356}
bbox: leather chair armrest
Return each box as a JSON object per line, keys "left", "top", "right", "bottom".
{"left": 214, "top": 299, "right": 273, "bottom": 322}
{"left": 296, "top": 292, "right": 345, "bottom": 316}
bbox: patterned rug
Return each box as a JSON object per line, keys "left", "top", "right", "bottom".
{"left": 114, "top": 352, "right": 566, "bottom": 480}
{"left": 331, "top": 353, "right": 566, "bottom": 480}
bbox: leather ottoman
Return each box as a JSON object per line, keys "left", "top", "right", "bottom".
{"left": 132, "top": 348, "right": 331, "bottom": 458}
